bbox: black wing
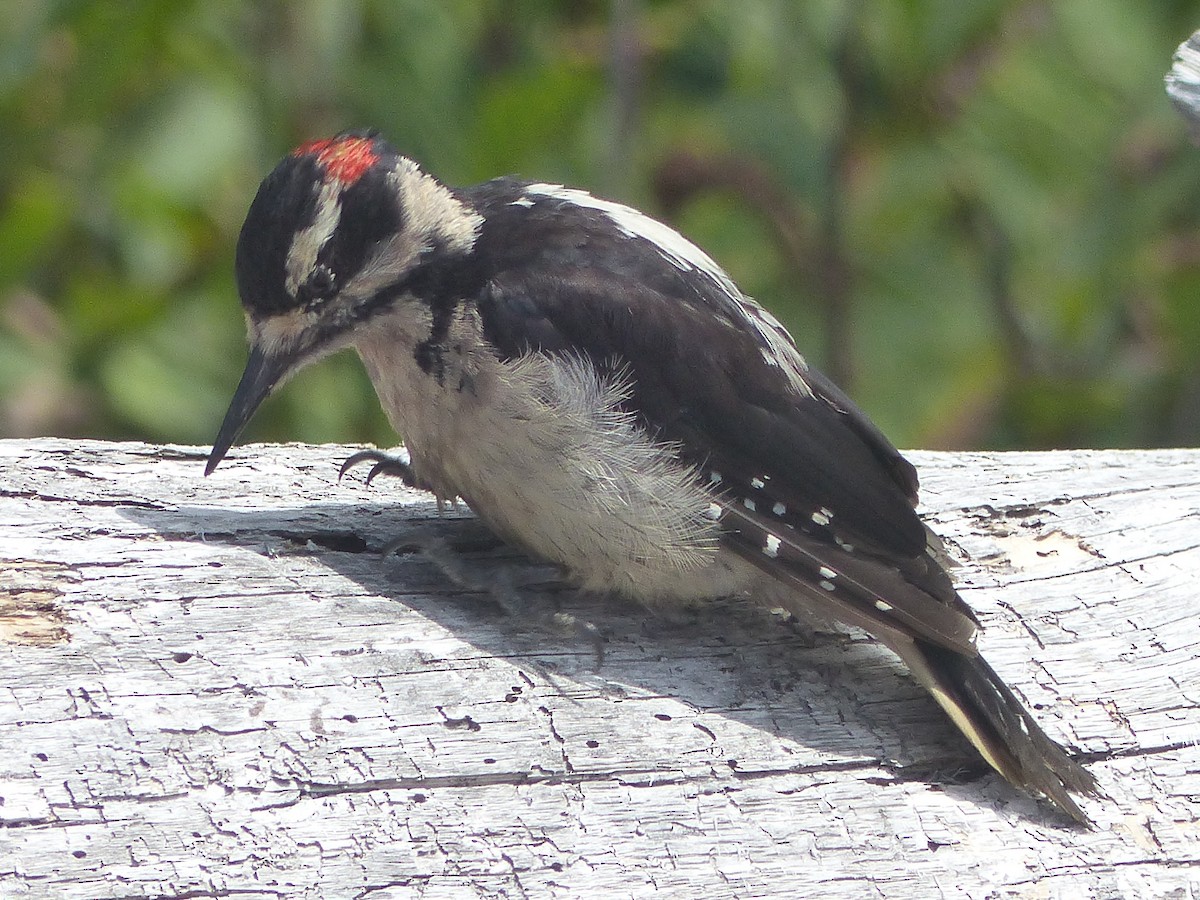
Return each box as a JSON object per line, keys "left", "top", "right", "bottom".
{"left": 465, "top": 181, "right": 977, "bottom": 653}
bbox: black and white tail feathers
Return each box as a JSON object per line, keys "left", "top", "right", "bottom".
{"left": 716, "top": 471, "right": 1097, "bottom": 824}
{"left": 905, "top": 643, "right": 1097, "bottom": 823}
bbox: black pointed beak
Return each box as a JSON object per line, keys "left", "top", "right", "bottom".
{"left": 206, "top": 345, "right": 292, "bottom": 475}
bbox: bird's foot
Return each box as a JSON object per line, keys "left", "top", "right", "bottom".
{"left": 339, "top": 447, "right": 420, "bottom": 489}
{"left": 340, "top": 447, "right": 461, "bottom": 510}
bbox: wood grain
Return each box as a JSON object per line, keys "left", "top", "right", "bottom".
{"left": 1, "top": 439, "right": 1197, "bottom": 898}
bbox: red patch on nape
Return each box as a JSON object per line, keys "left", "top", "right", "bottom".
{"left": 294, "top": 135, "right": 379, "bottom": 186}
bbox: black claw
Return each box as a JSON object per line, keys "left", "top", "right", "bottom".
{"left": 363, "top": 461, "right": 392, "bottom": 486}
{"left": 339, "top": 449, "right": 384, "bottom": 479}
{"left": 339, "top": 449, "right": 417, "bottom": 488}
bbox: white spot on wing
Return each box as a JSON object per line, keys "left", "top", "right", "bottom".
{"left": 819, "top": 580, "right": 836, "bottom": 592}
{"left": 811, "top": 509, "right": 831, "bottom": 527}
{"left": 764, "top": 535, "right": 780, "bottom": 558}
{"left": 818, "top": 566, "right": 836, "bottom": 580}
{"left": 510, "top": 196, "right": 535, "bottom": 208}
{"left": 750, "top": 477, "right": 765, "bottom": 490}
{"left": 743, "top": 497, "right": 756, "bottom": 512}
{"left": 875, "top": 600, "right": 894, "bottom": 612}
{"left": 705, "top": 502, "right": 722, "bottom": 520}
{"left": 772, "top": 502, "right": 787, "bottom": 516}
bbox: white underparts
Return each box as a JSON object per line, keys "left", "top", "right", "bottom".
{"left": 353, "top": 313, "right": 740, "bottom": 604}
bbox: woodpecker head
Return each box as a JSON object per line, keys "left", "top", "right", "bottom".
{"left": 207, "top": 131, "right": 482, "bottom": 474}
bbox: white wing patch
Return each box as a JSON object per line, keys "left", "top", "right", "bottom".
{"left": 524, "top": 183, "right": 812, "bottom": 397}
{"left": 526, "top": 183, "right": 741, "bottom": 295}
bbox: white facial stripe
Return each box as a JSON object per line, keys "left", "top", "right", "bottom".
{"left": 525, "top": 183, "right": 812, "bottom": 397}
{"left": 251, "top": 307, "right": 316, "bottom": 360}
{"left": 390, "top": 158, "right": 483, "bottom": 255}
{"left": 249, "top": 301, "right": 357, "bottom": 386}
{"left": 280, "top": 157, "right": 481, "bottom": 329}
{"left": 285, "top": 178, "right": 343, "bottom": 297}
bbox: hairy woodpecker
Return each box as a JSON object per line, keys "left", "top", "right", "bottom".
{"left": 207, "top": 130, "right": 1097, "bottom": 823}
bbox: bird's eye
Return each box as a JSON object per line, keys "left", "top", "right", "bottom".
{"left": 305, "top": 264, "right": 337, "bottom": 303}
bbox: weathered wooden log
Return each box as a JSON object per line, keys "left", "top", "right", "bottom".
{"left": 1, "top": 439, "right": 1197, "bottom": 898}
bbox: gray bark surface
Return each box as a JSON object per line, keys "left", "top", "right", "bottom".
{"left": 1, "top": 439, "right": 1197, "bottom": 898}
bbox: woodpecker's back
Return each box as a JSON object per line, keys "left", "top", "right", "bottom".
{"left": 208, "top": 130, "right": 1097, "bottom": 823}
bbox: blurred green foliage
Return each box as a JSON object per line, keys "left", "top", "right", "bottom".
{"left": 3, "top": 0, "right": 1200, "bottom": 450}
